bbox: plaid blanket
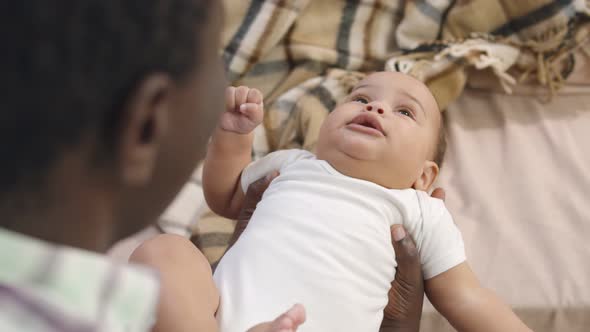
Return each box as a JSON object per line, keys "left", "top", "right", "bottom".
{"left": 159, "top": 0, "right": 590, "bottom": 266}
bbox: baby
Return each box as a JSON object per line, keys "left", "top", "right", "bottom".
{"left": 204, "top": 72, "right": 532, "bottom": 332}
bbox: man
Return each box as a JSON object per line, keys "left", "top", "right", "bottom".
{"left": 0, "top": 0, "right": 425, "bottom": 331}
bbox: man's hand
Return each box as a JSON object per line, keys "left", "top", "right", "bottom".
{"left": 228, "top": 171, "right": 279, "bottom": 248}
{"left": 221, "top": 86, "right": 264, "bottom": 134}
{"left": 380, "top": 188, "right": 446, "bottom": 332}
{"left": 431, "top": 188, "right": 445, "bottom": 201}
{"left": 380, "top": 224, "right": 423, "bottom": 332}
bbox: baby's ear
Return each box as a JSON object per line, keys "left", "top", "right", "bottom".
{"left": 413, "top": 160, "right": 439, "bottom": 191}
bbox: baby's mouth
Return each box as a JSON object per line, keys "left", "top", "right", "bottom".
{"left": 346, "top": 113, "right": 386, "bottom": 137}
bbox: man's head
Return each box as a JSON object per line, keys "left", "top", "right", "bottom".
{"left": 316, "top": 72, "right": 444, "bottom": 190}
{"left": 1, "top": 0, "right": 225, "bottom": 248}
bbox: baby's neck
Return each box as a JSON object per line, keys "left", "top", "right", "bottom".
{"left": 317, "top": 152, "right": 416, "bottom": 191}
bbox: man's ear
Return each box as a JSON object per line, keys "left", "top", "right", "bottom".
{"left": 412, "top": 160, "right": 439, "bottom": 191}
{"left": 118, "top": 74, "right": 171, "bottom": 185}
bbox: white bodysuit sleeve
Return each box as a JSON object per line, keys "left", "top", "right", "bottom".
{"left": 416, "top": 194, "right": 466, "bottom": 279}
{"left": 240, "top": 149, "right": 313, "bottom": 193}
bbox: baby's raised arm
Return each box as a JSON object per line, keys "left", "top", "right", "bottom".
{"left": 203, "top": 86, "right": 264, "bottom": 219}
{"left": 425, "top": 262, "right": 532, "bottom": 332}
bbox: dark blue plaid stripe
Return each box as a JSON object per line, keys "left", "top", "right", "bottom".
{"left": 336, "top": 0, "right": 361, "bottom": 68}
{"left": 416, "top": 0, "right": 443, "bottom": 22}
{"left": 311, "top": 84, "right": 337, "bottom": 112}
{"left": 223, "top": 0, "right": 266, "bottom": 70}
{"left": 492, "top": 0, "right": 574, "bottom": 36}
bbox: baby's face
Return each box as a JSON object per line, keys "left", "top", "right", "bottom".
{"left": 316, "top": 72, "right": 441, "bottom": 189}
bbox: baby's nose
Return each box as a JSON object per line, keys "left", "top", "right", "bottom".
{"left": 365, "top": 104, "right": 384, "bottom": 115}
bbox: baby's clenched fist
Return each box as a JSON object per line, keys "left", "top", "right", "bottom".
{"left": 220, "top": 86, "right": 264, "bottom": 134}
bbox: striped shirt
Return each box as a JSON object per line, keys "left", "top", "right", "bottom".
{"left": 0, "top": 228, "right": 159, "bottom": 332}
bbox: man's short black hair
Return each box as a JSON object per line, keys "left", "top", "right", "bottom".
{"left": 1, "top": 0, "right": 210, "bottom": 193}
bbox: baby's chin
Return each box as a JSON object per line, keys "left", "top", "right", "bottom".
{"left": 318, "top": 144, "right": 385, "bottom": 182}
{"left": 317, "top": 139, "right": 378, "bottom": 163}
{"left": 338, "top": 131, "right": 385, "bottom": 159}
{"left": 320, "top": 150, "right": 400, "bottom": 189}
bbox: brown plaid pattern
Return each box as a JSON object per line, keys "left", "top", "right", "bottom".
{"left": 158, "top": 0, "right": 589, "bottom": 267}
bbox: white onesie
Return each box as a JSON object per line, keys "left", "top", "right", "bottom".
{"left": 213, "top": 149, "right": 465, "bottom": 332}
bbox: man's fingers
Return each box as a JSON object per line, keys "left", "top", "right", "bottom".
{"left": 238, "top": 172, "right": 280, "bottom": 223}
{"left": 230, "top": 172, "right": 279, "bottom": 249}
{"left": 431, "top": 187, "right": 445, "bottom": 201}
{"left": 390, "top": 225, "right": 419, "bottom": 269}
{"left": 383, "top": 224, "right": 424, "bottom": 326}
{"left": 243, "top": 171, "right": 279, "bottom": 205}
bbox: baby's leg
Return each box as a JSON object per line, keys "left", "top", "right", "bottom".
{"left": 131, "top": 234, "right": 306, "bottom": 332}
{"left": 130, "top": 234, "right": 219, "bottom": 332}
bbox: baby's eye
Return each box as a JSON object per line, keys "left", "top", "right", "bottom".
{"left": 397, "top": 109, "right": 414, "bottom": 118}
{"left": 353, "top": 96, "right": 369, "bottom": 104}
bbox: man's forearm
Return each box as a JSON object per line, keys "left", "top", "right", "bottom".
{"left": 202, "top": 126, "right": 253, "bottom": 219}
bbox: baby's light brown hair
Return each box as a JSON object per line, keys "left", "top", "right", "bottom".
{"left": 433, "top": 115, "right": 447, "bottom": 167}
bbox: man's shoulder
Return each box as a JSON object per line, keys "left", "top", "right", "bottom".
{"left": 0, "top": 228, "right": 159, "bottom": 331}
